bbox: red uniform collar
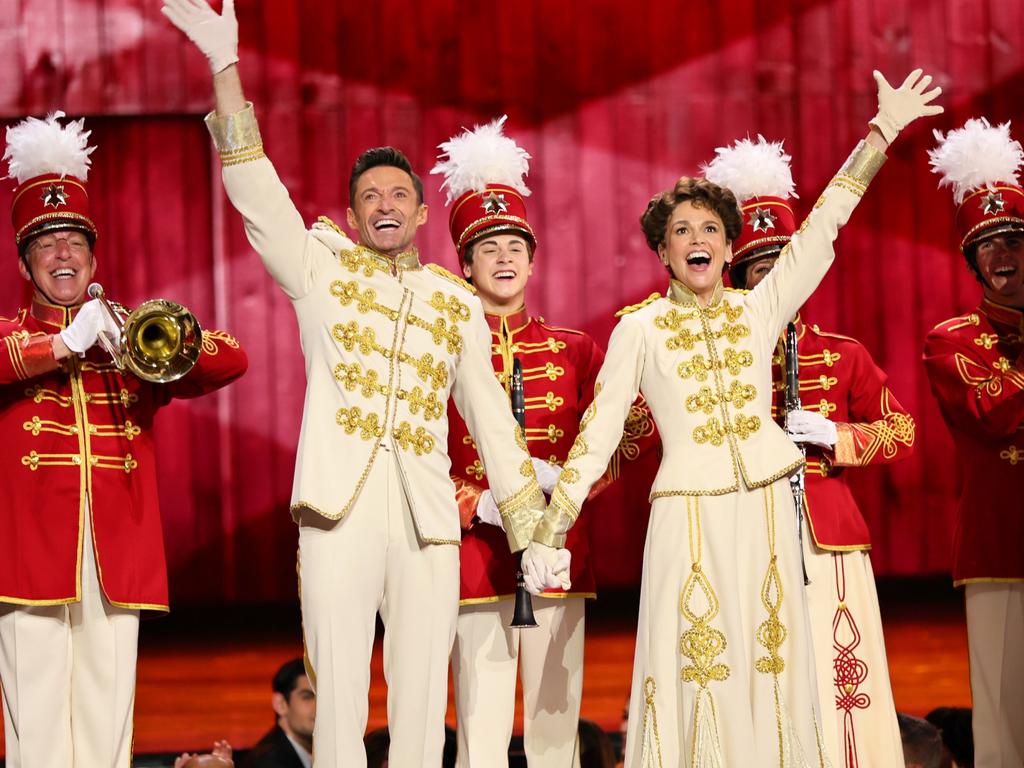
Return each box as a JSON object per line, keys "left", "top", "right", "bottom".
{"left": 30, "top": 295, "right": 83, "bottom": 329}
{"left": 486, "top": 306, "right": 531, "bottom": 336}
{"left": 980, "top": 298, "right": 1024, "bottom": 335}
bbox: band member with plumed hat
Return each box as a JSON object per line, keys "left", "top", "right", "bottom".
{"left": 0, "top": 112, "right": 247, "bottom": 766}
{"left": 706, "top": 135, "right": 914, "bottom": 768}
{"left": 433, "top": 117, "right": 657, "bottom": 767}
{"left": 925, "top": 117, "right": 1024, "bottom": 767}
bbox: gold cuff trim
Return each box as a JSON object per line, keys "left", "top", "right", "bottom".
{"left": 532, "top": 514, "right": 568, "bottom": 548}
{"left": 839, "top": 140, "right": 887, "bottom": 187}
{"left": 205, "top": 103, "right": 263, "bottom": 154}
{"left": 220, "top": 145, "right": 266, "bottom": 167}
{"left": 497, "top": 482, "right": 545, "bottom": 552}
{"left": 955, "top": 577, "right": 1024, "bottom": 587}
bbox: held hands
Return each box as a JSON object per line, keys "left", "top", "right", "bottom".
{"left": 173, "top": 740, "right": 233, "bottom": 768}
{"left": 161, "top": 0, "right": 239, "bottom": 74}
{"left": 786, "top": 409, "right": 838, "bottom": 450}
{"left": 520, "top": 541, "right": 571, "bottom": 595}
{"left": 870, "top": 69, "right": 944, "bottom": 144}
{"left": 475, "top": 490, "right": 505, "bottom": 531}
{"left": 59, "top": 299, "right": 121, "bottom": 356}
{"left": 531, "top": 457, "right": 561, "bottom": 495}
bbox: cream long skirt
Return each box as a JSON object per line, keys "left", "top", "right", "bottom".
{"left": 623, "top": 478, "right": 830, "bottom": 768}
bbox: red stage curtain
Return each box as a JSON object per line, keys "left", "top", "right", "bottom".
{"left": 1, "top": 0, "right": 1022, "bottom": 601}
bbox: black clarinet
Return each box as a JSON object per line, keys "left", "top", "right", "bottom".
{"left": 785, "top": 323, "right": 811, "bottom": 586}
{"left": 510, "top": 358, "right": 538, "bottom": 628}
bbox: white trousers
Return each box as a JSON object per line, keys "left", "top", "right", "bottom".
{"left": 452, "top": 598, "right": 585, "bottom": 767}
{"left": 0, "top": 504, "right": 139, "bottom": 768}
{"left": 298, "top": 450, "right": 460, "bottom": 768}
{"left": 803, "top": 541, "right": 903, "bottom": 768}
{"left": 965, "top": 582, "right": 1024, "bottom": 768}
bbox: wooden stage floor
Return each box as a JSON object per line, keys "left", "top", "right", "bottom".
{"left": 0, "top": 579, "right": 970, "bottom": 757}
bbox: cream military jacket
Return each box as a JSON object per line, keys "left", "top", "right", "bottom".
{"left": 533, "top": 141, "right": 888, "bottom": 547}
{"left": 206, "top": 105, "right": 543, "bottom": 550}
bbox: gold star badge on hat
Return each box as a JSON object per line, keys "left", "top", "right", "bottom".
{"left": 41, "top": 183, "right": 69, "bottom": 209}
{"left": 981, "top": 190, "right": 1006, "bottom": 216}
{"left": 750, "top": 207, "right": 776, "bottom": 233}
{"left": 481, "top": 191, "right": 509, "bottom": 214}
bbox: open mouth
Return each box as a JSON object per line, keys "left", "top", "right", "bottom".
{"left": 993, "top": 264, "right": 1018, "bottom": 277}
{"left": 493, "top": 270, "right": 517, "bottom": 281}
{"left": 51, "top": 268, "right": 76, "bottom": 280}
{"left": 686, "top": 251, "right": 712, "bottom": 268}
{"left": 373, "top": 218, "right": 401, "bottom": 232}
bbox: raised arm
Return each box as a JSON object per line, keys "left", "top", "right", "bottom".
{"left": 162, "top": 0, "right": 331, "bottom": 300}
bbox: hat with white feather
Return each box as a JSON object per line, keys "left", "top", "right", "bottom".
{"left": 702, "top": 135, "right": 797, "bottom": 287}
{"left": 4, "top": 111, "right": 98, "bottom": 251}
{"left": 928, "top": 118, "right": 1024, "bottom": 253}
{"left": 431, "top": 115, "right": 536, "bottom": 258}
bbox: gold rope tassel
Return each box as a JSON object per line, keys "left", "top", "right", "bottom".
{"left": 680, "top": 497, "right": 728, "bottom": 765}
{"left": 691, "top": 687, "right": 725, "bottom": 767}
{"left": 639, "top": 676, "right": 664, "bottom": 768}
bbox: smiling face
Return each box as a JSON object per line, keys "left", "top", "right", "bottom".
{"left": 974, "top": 232, "right": 1024, "bottom": 306}
{"left": 346, "top": 165, "right": 428, "bottom": 257}
{"left": 658, "top": 200, "right": 732, "bottom": 303}
{"left": 18, "top": 229, "right": 96, "bottom": 306}
{"left": 462, "top": 232, "right": 533, "bottom": 314}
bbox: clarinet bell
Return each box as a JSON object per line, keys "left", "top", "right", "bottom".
{"left": 510, "top": 568, "right": 538, "bottom": 628}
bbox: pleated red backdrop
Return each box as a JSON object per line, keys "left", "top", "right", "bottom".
{"left": 1, "top": 0, "right": 1022, "bottom": 602}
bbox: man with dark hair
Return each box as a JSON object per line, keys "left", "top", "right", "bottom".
{"left": 348, "top": 147, "right": 425, "bottom": 207}
{"left": 164, "top": 2, "right": 564, "bottom": 766}
{"left": 242, "top": 658, "right": 315, "bottom": 768}
{"left": 899, "top": 713, "right": 943, "bottom": 768}
{"left": 926, "top": 119, "right": 1024, "bottom": 767}
{"left": 926, "top": 707, "right": 975, "bottom": 768}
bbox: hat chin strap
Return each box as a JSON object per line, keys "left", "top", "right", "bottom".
{"left": 21, "top": 252, "right": 89, "bottom": 308}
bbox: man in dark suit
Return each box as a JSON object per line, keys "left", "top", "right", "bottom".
{"left": 243, "top": 658, "right": 315, "bottom": 768}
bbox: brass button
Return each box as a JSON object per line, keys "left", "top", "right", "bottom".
{"left": 72, "top": 456, "right": 82, "bottom": 465}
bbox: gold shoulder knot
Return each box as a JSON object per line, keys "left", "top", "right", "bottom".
{"left": 426, "top": 263, "right": 476, "bottom": 295}
{"left": 615, "top": 292, "right": 662, "bottom": 317}
{"left": 316, "top": 215, "right": 349, "bottom": 238}
{"left": 724, "top": 287, "right": 750, "bottom": 294}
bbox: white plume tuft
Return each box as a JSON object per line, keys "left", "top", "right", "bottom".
{"left": 431, "top": 115, "right": 531, "bottom": 204}
{"left": 4, "top": 111, "right": 95, "bottom": 184}
{"left": 701, "top": 135, "right": 797, "bottom": 202}
{"left": 929, "top": 118, "right": 1024, "bottom": 204}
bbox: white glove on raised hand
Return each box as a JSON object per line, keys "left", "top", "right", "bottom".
{"left": 475, "top": 490, "right": 505, "bottom": 531}
{"left": 530, "top": 457, "right": 561, "bottom": 495}
{"left": 786, "top": 409, "right": 838, "bottom": 450}
{"left": 161, "top": 0, "right": 239, "bottom": 75}
{"left": 59, "top": 299, "right": 121, "bottom": 356}
{"left": 869, "top": 69, "right": 944, "bottom": 144}
{"left": 520, "top": 541, "right": 571, "bottom": 596}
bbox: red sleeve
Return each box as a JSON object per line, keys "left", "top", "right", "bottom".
{"left": 160, "top": 328, "right": 248, "bottom": 402}
{"left": 452, "top": 474, "right": 484, "bottom": 529}
{"left": 831, "top": 342, "right": 915, "bottom": 467}
{"left": 1, "top": 327, "right": 60, "bottom": 385}
{"left": 923, "top": 329, "right": 1024, "bottom": 439}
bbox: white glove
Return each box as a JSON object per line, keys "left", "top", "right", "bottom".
{"left": 531, "top": 457, "right": 560, "bottom": 495}
{"left": 161, "top": 0, "right": 239, "bottom": 75}
{"left": 520, "top": 541, "right": 571, "bottom": 595}
{"left": 869, "top": 69, "right": 943, "bottom": 144}
{"left": 786, "top": 409, "right": 838, "bottom": 450}
{"left": 59, "top": 299, "right": 121, "bottom": 356}
{"left": 475, "top": 490, "right": 504, "bottom": 531}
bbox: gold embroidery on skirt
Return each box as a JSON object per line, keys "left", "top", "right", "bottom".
{"left": 679, "top": 496, "right": 727, "bottom": 765}
{"left": 639, "top": 676, "right": 664, "bottom": 768}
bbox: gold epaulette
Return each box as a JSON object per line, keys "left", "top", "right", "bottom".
{"left": 426, "top": 263, "right": 476, "bottom": 295}
{"left": 932, "top": 313, "right": 981, "bottom": 333}
{"left": 0, "top": 309, "right": 27, "bottom": 326}
{"left": 316, "top": 215, "right": 348, "bottom": 238}
{"left": 615, "top": 292, "right": 661, "bottom": 317}
{"left": 809, "top": 324, "right": 860, "bottom": 344}
{"left": 724, "top": 287, "right": 750, "bottom": 295}
{"left": 537, "top": 319, "right": 585, "bottom": 336}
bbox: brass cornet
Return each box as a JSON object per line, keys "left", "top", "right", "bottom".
{"left": 87, "top": 282, "right": 202, "bottom": 383}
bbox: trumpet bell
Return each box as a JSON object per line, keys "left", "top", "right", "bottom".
{"left": 121, "top": 299, "right": 202, "bottom": 383}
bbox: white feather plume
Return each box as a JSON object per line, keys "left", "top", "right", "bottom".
{"left": 929, "top": 118, "right": 1023, "bottom": 204}
{"left": 701, "top": 135, "right": 797, "bottom": 202}
{"left": 4, "top": 111, "right": 95, "bottom": 184}
{"left": 431, "top": 115, "right": 531, "bottom": 204}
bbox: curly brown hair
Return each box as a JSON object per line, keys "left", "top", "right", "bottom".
{"left": 639, "top": 176, "right": 742, "bottom": 252}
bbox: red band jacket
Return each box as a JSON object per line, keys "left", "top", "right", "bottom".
{"left": 771, "top": 319, "right": 915, "bottom": 550}
{"left": 924, "top": 298, "right": 1024, "bottom": 585}
{"left": 0, "top": 297, "right": 247, "bottom": 611}
{"left": 448, "top": 307, "right": 656, "bottom": 604}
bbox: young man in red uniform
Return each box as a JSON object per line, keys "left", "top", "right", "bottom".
{"left": 0, "top": 113, "right": 247, "bottom": 767}
{"left": 705, "top": 136, "right": 914, "bottom": 767}
{"left": 433, "top": 118, "right": 655, "bottom": 766}
{"left": 926, "top": 118, "right": 1024, "bottom": 767}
